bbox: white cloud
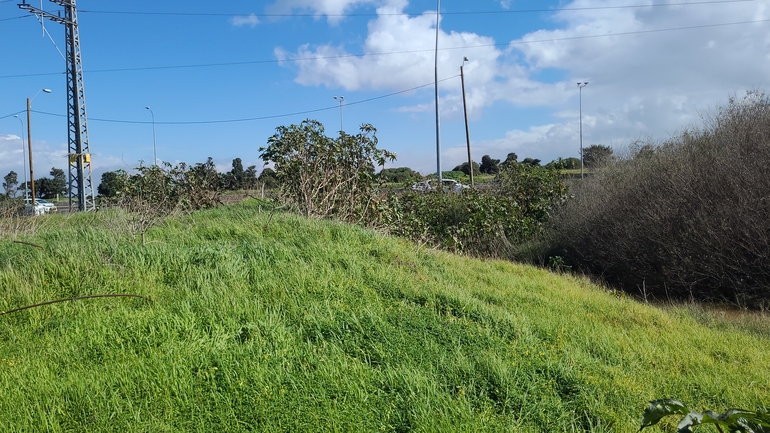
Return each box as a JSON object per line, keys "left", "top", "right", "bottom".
{"left": 275, "top": 2, "right": 509, "bottom": 119}
{"left": 276, "top": 0, "right": 770, "bottom": 166}
{"left": 267, "top": 0, "right": 379, "bottom": 24}
{"left": 231, "top": 14, "right": 260, "bottom": 28}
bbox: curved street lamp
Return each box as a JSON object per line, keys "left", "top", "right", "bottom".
{"left": 577, "top": 82, "right": 588, "bottom": 179}
{"left": 27, "top": 88, "right": 52, "bottom": 206}
{"left": 145, "top": 106, "right": 157, "bottom": 166}
{"left": 333, "top": 96, "right": 344, "bottom": 132}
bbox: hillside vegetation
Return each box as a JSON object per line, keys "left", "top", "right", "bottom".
{"left": 1, "top": 202, "right": 768, "bottom": 432}
{"left": 545, "top": 93, "right": 770, "bottom": 308}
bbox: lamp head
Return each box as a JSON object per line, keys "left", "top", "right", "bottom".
{"left": 42, "top": 88, "right": 52, "bottom": 93}
{"left": 145, "top": 106, "right": 151, "bottom": 110}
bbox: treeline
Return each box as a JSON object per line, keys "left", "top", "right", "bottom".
{"left": 97, "top": 157, "right": 278, "bottom": 200}
{"left": 2, "top": 168, "right": 67, "bottom": 200}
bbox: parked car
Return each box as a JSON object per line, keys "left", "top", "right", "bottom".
{"left": 410, "top": 179, "right": 469, "bottom": 193}
{"left": 441, "top": 179, "right": 470, "bottom": 193}
{"left": 411, "top": 180, "right": 434, "bottom": 192}
{"left": 24, "top": 198, "right": 57, "bottom": 216}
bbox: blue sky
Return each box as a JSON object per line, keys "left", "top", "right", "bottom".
{"left": 2, "top": 0, "right": 769, "bottom": 184}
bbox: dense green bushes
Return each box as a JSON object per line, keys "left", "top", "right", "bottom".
{"left": 376, "top": 163, "right": 568, "bottom": 256}
{"left": 544, "top": 93, "right": 770, "bottom": 308}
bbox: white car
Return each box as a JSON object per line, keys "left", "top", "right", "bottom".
{"left": 24, "top": 198, "right": 57, "bottom": 215}
{"left": 411, "top": 179, "right": 469, "bottom": 193}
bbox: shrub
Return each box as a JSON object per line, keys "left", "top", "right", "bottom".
{"left": 545, "top": 92, "right": 770, "bottom": 308}
{"left": 259, "top": 120, "right": 395, "bottom": 221}
{"left": 374, "top": 163, "right": 568, "bottom": 257}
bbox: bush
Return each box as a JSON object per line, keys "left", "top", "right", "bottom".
{"left": 259, "top": 120, "right": 395, "bottom": 221}
{"left": 374, "top": 164, "right": 568, "bottom": 257}
{"left": 545, "top": 92, "right": 770, "bottom": 308}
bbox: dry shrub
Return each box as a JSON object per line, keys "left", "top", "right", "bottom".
{"left": 548, "top": 92, "right": 770, "bottom": 308}
{"left": 0, "top": 200, "right": 45, "bottom": 239}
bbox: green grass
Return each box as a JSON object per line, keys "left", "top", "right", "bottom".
{"left": 0, "top": 201, "right": 768, "bottom": 432}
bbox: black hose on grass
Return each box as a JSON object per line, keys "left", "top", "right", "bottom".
{"left": 13, "top": 241, "right": 43, "bottom": 249}
{"left": 0, "top": 294, "right": 151, "bottom": 316}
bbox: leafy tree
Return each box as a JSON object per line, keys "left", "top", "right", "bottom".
{"left": 479, "top": 155, "right": 500, "bottom": 174}
{"left": 259, "top": 120, "right": 395, "bottom": 220}
{"left": 35, "top": 167, "right": 67, "bottom": 199}
{"left": 521, "top": 158, "right": 541, "bottom": 166}
{"left": 582, "top": 144, "right": 614, "bottom": 168}
{"left": 243, "top": 165, "right": 259, "bottom": 189}
{"left": 97, "top": 170, "right": 126, "bottom": 198}
{"left": 226, "top": 157, "right": 245, "bottom": 190}
{"left": 500, "top": 152, "right": 518, "bottom": 169}
{"left": 451, "top": 162, "right": 480, "bottom": 176}
{"left": 3, "top": 171, "right": 18, "bottom": 197}
{"left": 379, "top": 167, "right": 420, "bottom": 183}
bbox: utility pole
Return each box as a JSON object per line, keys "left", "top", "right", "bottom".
{"left": 460, "top": 57, "right": 473, "bottom": 188}
{"left": 19, "top": 0, "right": 96, "bottom": 212}
{"left": 24, "top": 88, "right": 51, "bottom": 206}
{"left": 26, "top": 98, "right": 36, "bottom": 206}
{"left": 434, "top": 0, "right": 442, "bottom": 184}
{"left": 577, "top": 82, "right": 588, "bottom": 180}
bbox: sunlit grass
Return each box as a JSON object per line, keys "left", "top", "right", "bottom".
{"left": 0, "top": 200, "right": 768, "bottom": 432}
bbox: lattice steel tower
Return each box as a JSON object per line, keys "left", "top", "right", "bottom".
{"left": 19, "top": 0, "right": 95, "bottom": 212}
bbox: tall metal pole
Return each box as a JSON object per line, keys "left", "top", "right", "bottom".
{"left": 460, "top": 57, "right": 473, "bottom": 188}
{"left": 434, "top": 0, "right": 442, "bottom": 183}
{"left": 578, "top": 82, "right": 588, "bottom": 179}
{"left": 20, "top": 0, "right": 96, "bottom": 212}
{"left": 13, "top": 115, "right": 28, "bottom": 200}
{"left": 334, "top": 96, "right": 344, "bottom": 132}
{"left": 26, "top": 98, "right": 36, "bottom": 205}
{"left": 145, "top": 106, "right": 156, "bottom": 165}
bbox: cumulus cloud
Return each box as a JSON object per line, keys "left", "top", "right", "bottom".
{"left": 231, "top": 14, "right": 260, "bottom": 28}
{"left": 276, "top": 0, "right": 770, "bottom": 165}
{"left": 274, "top": 1, "right": 512, "bottom": 119}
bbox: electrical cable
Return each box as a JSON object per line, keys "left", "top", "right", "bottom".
{"left": 24, "top": 75, "right": 460, "bottom": 126}
{"left": 75, "top": 0, "right": 759, "bottom": 18}
{"left": 1, "top": 17, "right": 767, "bottom": 80}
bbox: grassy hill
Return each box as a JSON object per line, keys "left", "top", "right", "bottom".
{"left": 1, "top": 200, "right": 768, "bottom": 432}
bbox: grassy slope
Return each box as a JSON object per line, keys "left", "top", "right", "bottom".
{"left": 0, "top": 201, "right": 768, "bottom": 432}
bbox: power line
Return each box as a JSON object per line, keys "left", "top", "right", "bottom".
{"left": 75, "top": 1, "right": 759, "bottom": 18}
{"left": 24, "top": 75, "right": 459, "bottom": 126}
{"left": 0, "top": 15, "right": 31, "bottom": 22}
{"left": 2, "top": 17, "right": 766, "bottom": 80}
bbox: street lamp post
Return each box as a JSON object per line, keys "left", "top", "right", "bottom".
{"left": 460, "top": 56, "right": 473, "bottom": 188}
{"left": 145, "top": 106, "right": 157, "bottom": 166}
{"left": 13, "top": 115, "right": 28, "bottom": 201}
{"left": 434, "top": 0, "right": 442, "bottom": 183}
{"left": 577, "top": 82, "right": 588, "bottom": 179}
{"left": 27, "top": 88, "right": 52, "bottom": 206}
{"left": 333, "top": 96, "right": 344, "bottom": 132}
